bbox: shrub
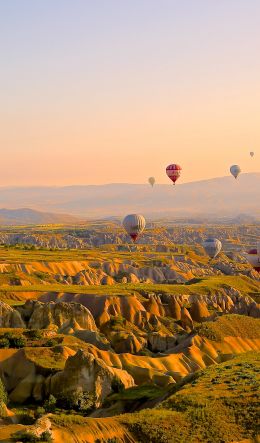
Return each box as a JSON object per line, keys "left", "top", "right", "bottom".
{"left": 109, "top": 315, "right": 125, "bottom": 328}
{"left": 111, "top": 377, "right": 125, "bottom": 394}
{"left": 0, "top": 338, "right": 10, "bottom": 348}
{"left": 16, "top": 411, "right": 35, "bottom": 425}
{"left": 12, "top": 336, "right": 26, "bottom": 348}
{"left": 58, "top": 388, "right": 96, "bottom": 413}
{"left": 44, "top": 394, "right": 57, "bottom": 412}
{"left": 40, "top": 430, "right": 53, "bottom": 442}
{"left": 3, "top": 333, "right": 26, "bottom": 348}
{"left": 12, "top": 431, "right": 39, "bottom": 442}
{"left": 12, "top": 430, "right": 53, "bottom": 442}
{"left": 44, "top": 339, "right": 59, "bottom": 347}
{"left": 35, "top": 406, "right": 46, "bottom": 418}
{"left": 26, "top": 329, "right": 42, "bottom": 340}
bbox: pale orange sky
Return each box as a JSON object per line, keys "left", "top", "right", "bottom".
{"left": 0, "top": 0, "right": 259, "bottom": 186}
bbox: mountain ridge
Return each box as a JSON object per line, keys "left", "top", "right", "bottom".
{"left": 0, "top": 208, "right": 81, "bottom": 225}
{"left": 0, "top": 172, "right": 258, "bottom": 218}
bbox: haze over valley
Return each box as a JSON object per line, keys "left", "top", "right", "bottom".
{"left": 0, "top": 173, "right": 259, "bottom": 220}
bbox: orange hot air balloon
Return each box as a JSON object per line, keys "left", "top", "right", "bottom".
{"left": 148, "top": 177, "right": 155, "bottom": 187}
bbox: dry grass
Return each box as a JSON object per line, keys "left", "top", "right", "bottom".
{"left": 120, "top": 352, "right": 260, "bottom": 443}
{"left": 196, "top": 314, "right": 260, "bottom": 341}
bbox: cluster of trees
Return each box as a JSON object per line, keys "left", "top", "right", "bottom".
{"left": 0, "top": 330, "right": 60, "bottom": 349}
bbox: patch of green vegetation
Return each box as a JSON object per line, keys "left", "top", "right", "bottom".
{"left": 56, "top": 388, "right": 96, "bottom": 413}
{"left": 24, "top": 347, "right": 67, "bottom": 371}
{"left": 0, "top": 376, "right": 7, "bottom": 417}
{"left": 0, "top": 331, "right": 26, "bottom": 348}
{"left": 43, "top": 395, "right": 57, "bottom": 413}
{"left": 108, "top": 315, "right": 126, "bottom": 329}
{"left": 119, "top": 352, "right": 260, "bottom": 442}
{"left": 10, "top": 407, "right": 36, "bottom": 425}
{"left": 196, "top": 314, "right": 260, "bottom": 341}
{"left": 51, "top": 413, "right": 88, "bottom": 426}
{"left": 120, "top": 409, "right": 191, "bottom": 443}
{"left": 106, "top": 384, "right": 167, "bottom": 404}
{"left": 111, "top": 376, "right": 125, "bottom": 394}
{"left": 12, "top": 429, "right": 53, "bottom": 442}
{"left": 0, "top": 328, "right": 62, "bottom": 349}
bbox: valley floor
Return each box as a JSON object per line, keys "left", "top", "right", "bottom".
{"left": 0, "top": 224, "right": 259, "bottom": 442}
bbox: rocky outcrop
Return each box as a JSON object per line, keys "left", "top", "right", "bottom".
{"left": 111, "top": 333, "right": 146, "bottom": 354}
{"left": 189, "top": 300, "right": 211, "bottom": 322}
{"left": 38, "top": 288, "right": 260, "bottom": 335}
{"left": 18, "top": 300, "right": 97, "bottom": 333}
{"left": 13, "top": 416, "right": 52, "bottom": 441}
{"left": 0, "top": 302, "right": 25, "bottom": 328}
{"left": 47, "top": 350, "right": 135, "bottom": 406}
{"left": 74, "top": 330, "right": 111, "bottom": 350}
{"left": 148, "top": 332, "right": 178, "bottom": 352}
{"left": 180, "top": 307, "right": 194, "bottom": 331}
{"left": 1, "top": 349, "right": 37, "bottom": 403}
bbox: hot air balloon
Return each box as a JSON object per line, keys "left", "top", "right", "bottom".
{"left": 230, "top": 165, "right": 241, "bottom": 179}
{"left": 166, "top": 164, "right": 182, "bottom": 185}
{"left": 250, "top": 151, "right": 254, "bottom": 157}
{"left": 122, "top": 214, "right": 146, "bottom": 242}
{"left": 148, "top": 177, "right": 155, "bottom": 187}
{"left": 245, "top": 244, "right": 260, "bottom": 273}
{"left": 202, "top": 238, "right": 222, "bottom": 259}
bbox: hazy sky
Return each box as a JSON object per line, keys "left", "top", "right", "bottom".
{"left": 0, "top": 0, "right": 259, "bottom": 186}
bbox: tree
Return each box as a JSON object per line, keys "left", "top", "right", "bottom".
{"left": 44, "top": 394, "right": 57, "bottom": 412}
{"left": 58, "top": 388, "right": 96, "bottom": 413}
{"left": 111, "top": 376, "right": 125, "bottom": 393}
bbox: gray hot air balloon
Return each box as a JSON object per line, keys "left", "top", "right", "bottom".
{"left": 148, "top": 177, "right": 155, "bottom": 187}
{"left": 203, "top": 238, "right": 222, "bottom": 259}
{"left": 122, "top": 214, "right": 146, "bottom": 242}
{"left": 250, "top": 151, "right": 254, "bottom": 157}
{"left": 230, "top": 165, "right": 241, "bottom": 179}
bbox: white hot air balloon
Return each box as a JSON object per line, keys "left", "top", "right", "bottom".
{"left": 148, "top": 177, "right": 155, "bottom": 187}
{"left": 230, "top": 165, "right": 241, "bottom": 179}
{"left": 122, "top": 214, "right": 146, "bottom": 242}
{"left": 250, "top": 151, "right": 254, "bottom": 157}
{"left": 202, "top": 238, "right": 222, "bottom": 259}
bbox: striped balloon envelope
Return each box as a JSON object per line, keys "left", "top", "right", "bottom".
{"left": 166, "top": 164, "right": 182, "bottom": 185}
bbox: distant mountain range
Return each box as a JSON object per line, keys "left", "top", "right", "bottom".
{"left": 0, "top": 208, "right": 80, "bottom": 225}
{"left": 0, "top": 173, "right": 258, "bottom": 220}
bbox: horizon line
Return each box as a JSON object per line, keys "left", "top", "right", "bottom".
{"left": 0, "top": 171, "right": 259, "bottom": 189}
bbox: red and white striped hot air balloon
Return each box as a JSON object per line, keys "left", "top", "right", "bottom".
{"left": 166, "top": 164, "right": 182, "bottom": 185}
{"left": 246, "top": 247, "right": 260, "bottom": 273}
